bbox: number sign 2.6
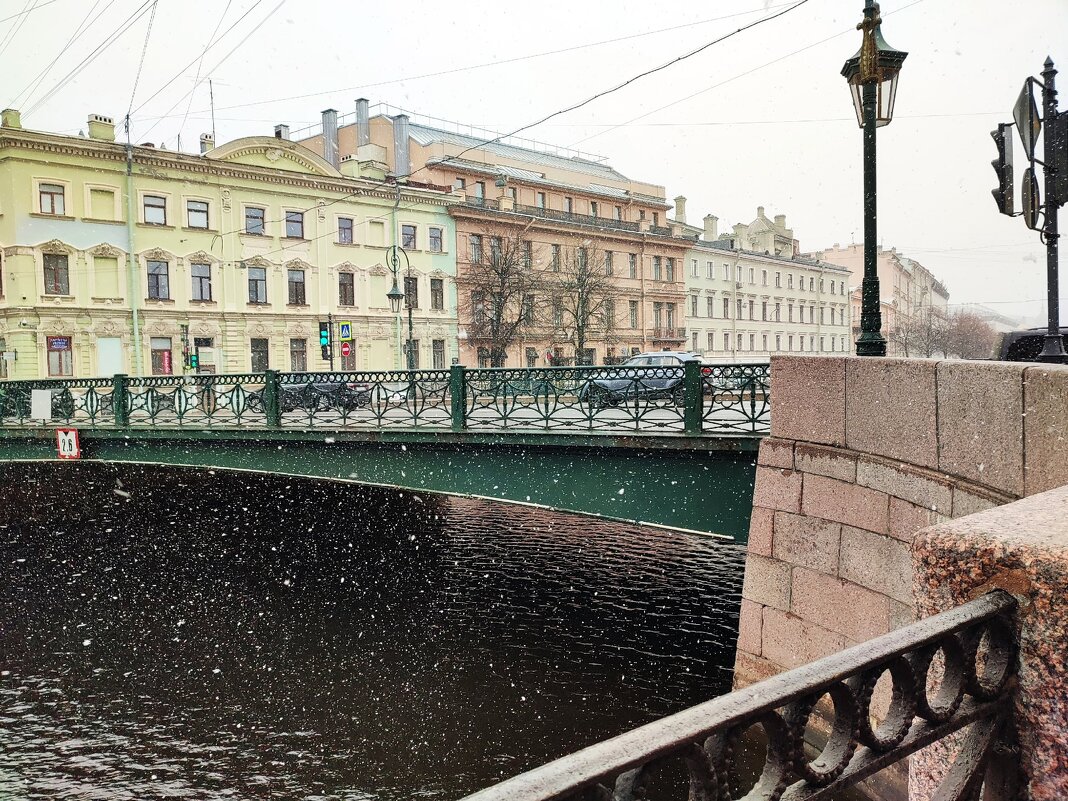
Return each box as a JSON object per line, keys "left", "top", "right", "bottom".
{"left": 56, "top": 428, "right": 81, "bottom": 460}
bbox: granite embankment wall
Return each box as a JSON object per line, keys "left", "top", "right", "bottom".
{"left": 733, "top": 355, "right": 1068, "bottom": 799}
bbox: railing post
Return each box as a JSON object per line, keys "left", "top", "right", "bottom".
{"left": 112, "top": 373, "right": 129, "bottom": 427}
{"left": 450, "top": 364, "right": 467, "bottom": 432}
{"left": 683, "top": 359, "right": 702, "bottom": 435}
{"left": 263, "top": 369, "right": 281, "bottom": 428}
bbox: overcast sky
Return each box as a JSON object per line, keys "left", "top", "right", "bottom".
{"left": 4, "top": 0, "right": 1067, "bottom": 322}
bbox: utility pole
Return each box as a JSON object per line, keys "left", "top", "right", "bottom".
{"left": 1039, "top": 58, "right": 1066, "bottom": 362}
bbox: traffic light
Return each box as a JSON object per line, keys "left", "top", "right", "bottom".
{"left": 991, "top": 123, "right": 1015, "bottom": 216}
{"left": 319, "top": 321, "right": 331, "bottom": 360}
{"left": 189, "top": 352, "right": 199, "bottom": 370}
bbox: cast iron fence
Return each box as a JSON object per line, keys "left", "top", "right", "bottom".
{"left": 0, "top": 363, "right": 770, "bottom": 436}
{"left": 459, "top": 590, "right": 1021, "bottom": 801}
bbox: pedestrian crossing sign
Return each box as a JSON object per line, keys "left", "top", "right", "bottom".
{"left": 339, "top": 321, "right": 352, "bottom": 342}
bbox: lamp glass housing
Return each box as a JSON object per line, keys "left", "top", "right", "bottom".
{"left": 387, "top": 283, "right": 404, "bottom": 314}
{"left": 844, "top": 69, "right": 902, "bottom": 128}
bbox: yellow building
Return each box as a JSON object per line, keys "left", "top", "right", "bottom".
{"left": 0, "top": 109, "right": 457, "bottom": 380}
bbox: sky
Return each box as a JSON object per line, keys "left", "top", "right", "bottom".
{"left": 3, "top": 0, "right": 1067, "bottom": 323}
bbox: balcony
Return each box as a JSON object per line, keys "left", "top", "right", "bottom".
{"left": 463, "top": 197, "right": 499, "bottom": 210}
{"left": 459, "top": 198, "right": 643, "bottom": 234}
{"left": 651, "top": 327, "right": 687, "bottom": 342}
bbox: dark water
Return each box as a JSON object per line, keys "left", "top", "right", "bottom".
{"left": 0, "top": 462, "right": 746, "bottom": 800}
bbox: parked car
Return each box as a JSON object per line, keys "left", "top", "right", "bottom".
{"left": 996, "top": 327, "right": 1068, "bottom": 362}
{"left": 579, "top": 352, "right": 704, "bottom": 407}
{"left": 278, "top": 380, "right": 372, "bottom": 413}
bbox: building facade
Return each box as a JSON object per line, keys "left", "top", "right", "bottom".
{"left": 300, "top": 102, "right": 691, "bottom": 367}
{"left": 805, "top": 243, "right": 950, "bottom": 357}
{"left": 680, "top": 206, "right": 853, "bottom": 362}
{"left": 0, "top": 108, "right": 457, "bottom": 381}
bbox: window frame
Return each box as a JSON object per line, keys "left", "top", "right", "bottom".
{"left": 338, "top": 216, "right": 354, "bottom": 244}
{"left": 143, "top": 194, "right": 167, "bottom": 226}
{"left": 428, "top": 226, "right": 443, "bottom": 253}
{"left": 284, "top": 210, "right": 305, "bottom": 239}
{"left": 245, "top": 206, "right": 266, "bottom": 235}
{"left": 247, "top": 266, "right": 268, "bottom": 304}
{"left": 190, "top": 262, "right": 212, "bottom": 301}
{"left": 43, "top": 253, "right": 70, "bottom": 295}
{"left": 338, "top": 272, "right": 355, "bottom": 306}
{"left": 287, "top": 268, "right": 307, "bottom": 306}
{"left": 430, "top": 277, "right": 444, "bottom": 311}
{"left": 146, "top": 259, "right": 170, "bottom": 300}
{"left": 401, "top": 223, "right": 417, "bottom": 249}
{"left": 38, "top": 182, "right": 66, "bottom": 216}
{"left": 186, "top": 199, "right": 210, "bottom": 230}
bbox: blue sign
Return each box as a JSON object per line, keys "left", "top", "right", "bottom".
{"left": 339, "top": 322, "right": 352, "bottom": 342}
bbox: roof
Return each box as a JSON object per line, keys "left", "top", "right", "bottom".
{"left": 406, "top": 119, "right": 632, "bottom": 183}
{"left": 690, "top": 238, "right": 851, "bottom": 273}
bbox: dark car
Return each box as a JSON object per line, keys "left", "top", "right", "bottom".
{"left": 278, "top": 380, "right": 372, "bottom": 413}
{"left": 580, "top": 352, "right": 703, "bottom": 408}
{"left": 996, "top": 327, "right": 1068, "bottom": 362}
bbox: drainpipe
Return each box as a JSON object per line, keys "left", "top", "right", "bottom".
{"left": 392, "top": 182, "right": 402, "bottom": 369}
{"left": 124, "top": 119, "right": 143, "bottom": 376}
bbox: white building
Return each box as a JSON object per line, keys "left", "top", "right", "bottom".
{"left": 675, "top": 204, "right": 853, "bottom": 363}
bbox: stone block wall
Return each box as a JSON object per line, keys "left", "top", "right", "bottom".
{"left": 735, "top": 356, "right": 1068, "bottom": 687}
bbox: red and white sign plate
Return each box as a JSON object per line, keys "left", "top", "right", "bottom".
{"left": 56, "top": 428, "right": 81, "bottom": 459}
{"left": 340, "top": 341, "right": 352, "bottom": 358}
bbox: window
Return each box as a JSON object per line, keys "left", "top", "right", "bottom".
{"left": 691, "top": 259, "right": 699, "bottom": 278}
{"left": 526, "top": 347, "right": 538, "bottom": 367}
{"left": 653, "top": 256, "right": 662, "bottom": 280}
{"left": 245, "top": 206, "right": 265, "bottom": 235}
{"left": 775, "top": 272, "right": 781, "bottom": 288}
{"left": 522, "top": 294, "right": 535, "bottom": 325}
{"left": 191, "top": 263, "right": 212, "bottom": 301}
{"left": 288, "top": 269, "right": 306, "bottom": 305}
{"left": 404, "top": 275, "right": 418, "bottom": 309}
{"left": 338, "top": 217, "right": 354, "bottom": 244}
{"left": 552, "top": 297, "right": 563, "bottom": 327}
{"left": 799, "top": 336, "right": 805, "bottom": 352}
{"left": 470, "top": 235, "right": 483, "bottom": 264}
{"left": 788, "top": 335, "right": 794, "bottom": 351}
{"left": 43, "top": 253, "right": 69, "bottom": 295}
{"left": 478, "top": 347, "right": 491, "bottom": 368}
{"left": 564, "top": 197, "right": 573, "bottom": 213}
{"left": 143, "top": 194, "right": 166, "bottom": 225}
{"left": 737, "top": 265, "right": 744, "bottom": 283}
{"left": 433, "top": 340, "right": 445, "bottom": 369}
{"left": 810, "top": 335, "right": 816, "bottom": 351}
{"left": 749, "top": 268, "right": 756, "bottom": 284}
{"left": 147, "top": 260, "right": 170, "bottom": 299}
{"left": 339, "top": 272, "right": 355, "bottom": 306}
{"left": 431, "top": 278, "right": 444, "bottom": 310}
{"left": 722, "top": 264, "right": 730, "bottom": 280}
{"left": 723, "top": 297, "right": 730, "bottom": 318}
{"left": 723, "top": 332, "right": 730, "bottom": 351}
{"left": 810, "top": 277, "right": 816, "bottom": 291}
{"left": 605, "top": 251, "right": 614, "bottom": 275}
{"left": 652, "top": 301, "right": 663, "bottom": 328}
{"left": 775, "top": 334, "right": 782, "bottom": 351}
{"left": 89, "top": 187, "right": 115, "bottom": 219}
{"left": 820, "top": 336, "right": 826, "bottom": 352}
{"left": 453, "top": 177, "right": 466, "bottom": 190}
{"left": 150, "top": 337, "right": 172, "bottom": 375}
{"left": 604, "top": 299, "right": 615, "bottom": 329}
{"left": 629, "top": 300, "right": 639, "bottom": 328}
{"left": 551, "top": 244, "right": 561, "bottom": 272}
{"left": 666, "top": 258, "right": 675, "bottom": 282}
{"left": 629, "top": 253, "right": 637, "bottom": 279}
{"left": 788, "top": 304, "right": 794, "bottom": 323}
{"left": 810, "top": 305, "right": 816, "bottom": 324}
{"left": 707, "top": 262, "right": 714, "bottom": 279}
{"left": 693, "top": 331, "right": 699, "bottom": 351}
{"left": 248, "top": 266, "right": 267, "bottom": 303}
{"left": 406, "top": 339, "right": 421, "bottom": 368}
{"left": 775, "top": 303, "right": 781, "bottom": 321}
{"left": 522, "top": 240, "right": 533, "bottom": 267}
{"left": 536, "top": 192, "right": 546, "bottom": 208}
{"left": 749, "top": 334, "right": 755, "bottom": 351}
{"left": 577, "top": 247, "right": 587, "bottom": 271}
{"left": 690, "top": 295, "right": 699, "bottom": 316}
{"left": 831, "top": 337, "right": 836, "bottom": 352}
{"left": 429, "top": 227, "right": 443, "bottom": 252}
{"left": 736, "top": 299, "right": 743, "bottom": 319}
{"left": 402, "top": 224, "right": 417, "bottom": 249}
{"left": 652, "top": 212, "right": 659, "bottom": 226}
{"left": 474, "top": 182, "right": 485, "bottom": 199}
{"left": 285, "top": 211, "right": 304, "bottom": 238}
{"left": 707, "top": 332, "right": 715, "bottom": 351}
{"left": 290, "top": 338, "right": 307, "bottom": 372}
{"left": 47, "top": 336, "right": 73, "bottom": 377}
{"left": 250, "top": 338, "right": 269, "bottom": 372}
{"left": 39, "top": 182, "right": 65, "bottom": 215}
{"left": 762, "top": 301, "right": 768, "bottom": 321}
{"left": 707, "top": 297, "right": 714, "bottom": 318}
{"left": 490, "top": 236, "right": 502, "bottom": 263}
{"left": 187, "top": 200, "right": 209, "bottom": 229}
{"left": 788, "top": 274, "right": 794, "bottom": 289}
{"left": 590, "top": 201, "right": 599, "bottom": 217}
{"left": 762, "top": 269, "right": 768, "bottom": 286}
{"left": 615, "top": 205, "right": 622, "bottom": 220}
{"left": 762, "top": 334, "right": 768, "bottom": 351}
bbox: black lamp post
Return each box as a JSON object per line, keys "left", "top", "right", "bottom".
{"left": 386, "top": 245, "right": 415, "bottom": 369}
{"left": 842, "top": 0, "right": 907, "bottom": 356}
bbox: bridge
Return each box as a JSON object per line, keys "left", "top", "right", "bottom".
{"left": 0, "top": 362, "right": 770, "bottom": 539}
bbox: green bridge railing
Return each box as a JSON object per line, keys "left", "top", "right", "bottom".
{"left": 0, "top": 363, "right": 770, "bottom": 436}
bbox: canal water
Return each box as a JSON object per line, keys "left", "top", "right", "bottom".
{"left": 0, "top": 462, "right": 747, "bottom": 800}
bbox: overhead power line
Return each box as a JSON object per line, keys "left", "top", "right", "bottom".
{"left": 0, "top": 0, "right": 58, "bottom": 27}
{"left": 175, "top": 0, "right": 234, "bottom": 143}
{"left": 126, "top": 1, "right": 160, "bottom": 123}
{"left": 0, "top": 0, "right": 37, "bottom": 63}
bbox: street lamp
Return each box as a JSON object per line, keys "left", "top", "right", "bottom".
{"left": 842, "top": 0, "right": 907, "bottom": 356}
{"left": 386, "top": 245, "right": 416, "bottom": 369}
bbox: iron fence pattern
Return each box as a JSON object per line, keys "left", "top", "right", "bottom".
{"left": 458, "top": 590, "right": 1020, "bottom": 801}
{"left": 0, "top": 363, "right": 770, "bottom": 436}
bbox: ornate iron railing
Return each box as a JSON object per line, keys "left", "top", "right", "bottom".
{"left": 0, "top": 363, "right": 770, "bottom": 436}
{"left": 459, "top": 590, "right": 1020, "bottom": 801}
{"left": 511, "top": 203, "right": 642, "bottom": 233}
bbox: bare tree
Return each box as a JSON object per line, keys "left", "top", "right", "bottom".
{"left": 891, "top": 306, "right": 949, "bottom": 358}
{"left": 456, "top": 224, "right": 547, "bottom": 367}
{"left": 943, "top": 311, "right": 999, "bottom": 359}
{"left": 547, "top": 239, "right": 625, "bottom": 365}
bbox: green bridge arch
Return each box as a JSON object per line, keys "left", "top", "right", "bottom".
{"left": 0, "top": 428, "right": 759, "bottom": 541}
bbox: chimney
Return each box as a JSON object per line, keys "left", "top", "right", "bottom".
{"left": 321, "top": 108, "right": 339, "bottom": 169}
{"left": 356, "top": 98, "right": 370, "bottom": 147}
{"left": 703, "top": 214, "right": 718, "bottom": 242}
{"left": 756, "top": 205, "right": 765, "bottom": 219}
{"left": 1, "top": 108, "right": 22, "bottom": 129}
{"left": 392, "top": 113, "right": 410, "bottom": 177}
{"left": 274, "top": 124, "right": 290, "bottom": 140}
{"left": 673, "top": 195, "right": 687, "bottom": 225}
{"left": 87, "top": 113, "right": 115, "bottom": 142}
{"left": 774, "top": 214, "right": 786, "bottom": 229}
{"left": 199, "top": 133, "right": 215, "bottom": 153}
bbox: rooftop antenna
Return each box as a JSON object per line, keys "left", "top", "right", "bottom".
{"left": 209, "top": 78, "right": 217, "bottom": 142}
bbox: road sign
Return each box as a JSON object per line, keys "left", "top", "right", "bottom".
{"left": 339, "top": 321, "right": 352, "bottom": 342}
{"left": 56, "top": 428, "right": 81, "bottom": 459}
{"left": 1022, "top": 166, "right": 1042, "bottom": 230}
{"left": 340, "top": 341, "right": 352, "bottom": 358}
{"left": 1014, "top": 77, "right": 1041, "bottom": 162}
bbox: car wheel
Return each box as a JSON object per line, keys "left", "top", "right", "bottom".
{"left": 671, "top": 386, "right": 685, "bottom": 406}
